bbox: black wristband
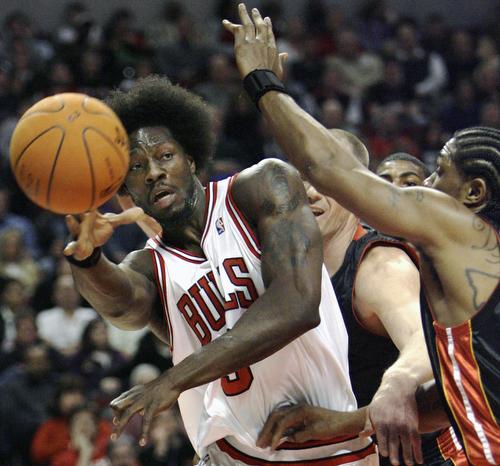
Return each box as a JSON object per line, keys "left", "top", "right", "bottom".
{"left": 243, "top": 69, "right": 289, "bottom": 110}
{"left": 65, "top": 246, "right": 102, "bottom": 268}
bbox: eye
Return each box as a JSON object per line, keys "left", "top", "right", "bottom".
{"left": 403, "top": 181, "right": 417, "bottom": 187}
{"left": 160, "top": 152, "right": 173, "bottom": 161}
{"left": 130, "top": 161, "right": 144, "bottom": 171}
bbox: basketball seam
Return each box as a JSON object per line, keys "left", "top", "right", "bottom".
{"left": 46, "top": 130, "right": 67, "bottom": 210}
{"left": 83, "top": 126, "right": 128, "bottom": 170}
{"left": 82, "top": 129, "right": 97, "bottom": 212}
{"left": 81, "top": 96, "right": 119, "bottom": 117}
{"left": 19, "top": 96, "right": 65, "bottom": 121}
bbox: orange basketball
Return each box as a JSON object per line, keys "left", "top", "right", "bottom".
{"left": 9, "top": 93, "right": 130, "bottom": 214}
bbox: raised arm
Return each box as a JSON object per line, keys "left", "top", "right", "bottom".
{"left": 64, "top": 209, "right": 157, "bottom": 330}
{"left": 223, "top": 4, "right": 472, "bottom": 250}
{"left": 110, "top": 159, "right": 324, "bottom": 445}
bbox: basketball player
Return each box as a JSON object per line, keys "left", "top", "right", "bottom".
{"left": 376, "top": 153, "right": 430, "bottom": 188}
{"left": 63, "top": 76, "right": 377, "bottom": 465}
{"left": 303, "top": 132, "right": 466, "bottom": 466}
{"left": 224, "top": 5, "right": 499, "bottom": 465}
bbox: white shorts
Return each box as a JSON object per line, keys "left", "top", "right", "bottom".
{"left": 197, "top": 437, "right": 379, "bottom": 466}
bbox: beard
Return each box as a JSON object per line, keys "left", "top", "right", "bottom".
{"left": 143, "top": 176, "right": 199, "bottom": 229}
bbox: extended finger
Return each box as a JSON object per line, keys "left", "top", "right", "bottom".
{"left": 388, "top": 428, "right": 401, "bottom": 466}
{"left": 398, "top": 429, "right": 413, "bottom": 466}
{"left": 375, "top": 424, "right": 389, "bottom": 458}
{"left": 103, "top": 207, "right": 145, "bottom": 227}
{"left": 238, "top": 3, "right": 255, "bottom": 40}
{"left": 265, "top": 17, "right": 276, "bottom": 50}
{"left": 252, "top": 8, "right": 267, "bottom": 42}
{"left": 270, "top": 410, "right": 305, "bottom": 450}
{"left": 112, "top": 403, "right": 143, "bottom": 439}
{"left": 139, "top": 401, "right": 159, "bottom": 447}
{"left": 65, "top": 215, "right": 81, "bottom": 237}
{"left": 410, "top": 431, "right": 423, "bottom": 465}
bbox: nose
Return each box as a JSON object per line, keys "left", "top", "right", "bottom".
{"left": 145, "top": 160, "right": 165, "bottom": 184}
{"left": 423, "top": 173, "right": 434, "bottom": 188}
{"left": 305, "top": 183, "right": 322, "bottom": 204}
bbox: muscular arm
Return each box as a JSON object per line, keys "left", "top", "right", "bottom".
{"left": 354, "top": 246, "right": 432, "bottom": 385}
{"left": 70, "top": 249, "right": 156, "bottom": 330}
{"left": 167, "top": 159, "right": 322, "bottom": 391}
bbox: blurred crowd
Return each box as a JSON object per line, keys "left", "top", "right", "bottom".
{"left": 0, "top": 0, "right": 499, "bottom": 465}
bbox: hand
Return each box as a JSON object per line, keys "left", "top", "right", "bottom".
{"left": 222, "top": 3, "right": 287, "bottom": 80}
{"left": 110, "top": 374, "right": 181, "bottom": 447}
{"left": 257, "top": 404, "right": 367, "bottom": 450}
{"left": 361, "top": 382, "right": 422, "bottom": 466}
{"left": 63, "top": 207, "right": 145, "bottom": 260}
{"left": 117, "top": 194, "right": 162, "bottom": 238}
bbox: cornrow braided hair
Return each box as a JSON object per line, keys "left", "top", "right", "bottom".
{"left": 453, "top": 126, "right": 500, "bottom": 228}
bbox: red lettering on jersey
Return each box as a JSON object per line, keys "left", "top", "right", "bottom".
{"left": 177, "top": 293, "right": 212, "bottom": 345}
{"left": 221, "top": 367, "right": 254, "bottom": 397}
{"left": 189, "top": 276, "right": 226, "bottom": 331}
{"left": 220, "top": 257, "right": 258, "bottom": 396}
{"left": 223, "top": 258, "right": 258, "bottom": 308}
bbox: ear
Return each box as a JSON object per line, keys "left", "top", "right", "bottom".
{"left": 187, "top": 155, "right": 196, "bottom": 174}
{"left": 463, "top": 178, "right": 489, "bottom": 211}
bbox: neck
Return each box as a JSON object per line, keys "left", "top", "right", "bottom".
{"left": 160, "top": 180, "right": 207, "bottom": 255}
{"left": 322, "top": 214, "right": 359, "bottom": 277}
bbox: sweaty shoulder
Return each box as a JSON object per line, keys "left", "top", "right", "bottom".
{"left": 231, "top": 158, "right": 305, "bottom": 225}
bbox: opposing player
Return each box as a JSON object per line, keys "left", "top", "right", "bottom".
{"left": 303, "top": 130, "right": 465, "bottom": 466}
{"left": 224, "top": 5, "right": 499, "bottom": 465}
{"left": 375, "top": 153, "right": 430, "bottom": 188}
{"left": 63, "top": 76, "right": 377, "bottom": 465}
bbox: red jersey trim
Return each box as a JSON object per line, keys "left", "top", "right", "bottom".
{"left": 151, "top": 236, "right": 206, "bottom": 263}
{"left": 215, "top": 438, "right": 376, "bottom": 465}
{"left": 226, "top": 175, "right": 261, "bottom": 259}
{"left": 201, "top": 182, "right": 218, "bottom": 248}
{"left": 434, "top": 322, "right": 499, "bottom": 465}
{"left": 149, "top": 249, "right": 174, "bottom": 352}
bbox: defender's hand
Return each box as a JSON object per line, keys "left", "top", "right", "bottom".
{"left": 64, "top": 207, "right": 145, "bottom": 260}
{"left": 222, "top": 3, "right": 287, "bottom": 80}
{"left": 257, "top": 404, "right": 367, "bottom": 450}
{"left": 361, "top": 383, "right": 423, "bottom": 466}
{"left": 110, "top": 374, "right": 181, "bottom": 447}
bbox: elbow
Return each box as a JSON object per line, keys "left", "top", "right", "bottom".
{"left": 295, "top": 289, "right": 322, "bottom": 332}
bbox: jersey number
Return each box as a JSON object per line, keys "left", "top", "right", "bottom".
{"left": 176, "top": 258, "right": 257, "bottom": 396}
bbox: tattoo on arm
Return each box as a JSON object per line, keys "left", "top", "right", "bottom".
{"left": 465, "top": 268, "right": 500, "bottom": 310}
{"left": 471, "top": 217, "right": 500, "bottom": 264}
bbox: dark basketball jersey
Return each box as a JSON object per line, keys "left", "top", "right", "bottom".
{"left": 420, "top": 227, "right": 500, "bottom": 466}
{"left": 332, "top": 224, "right": 466, "bottom": 465}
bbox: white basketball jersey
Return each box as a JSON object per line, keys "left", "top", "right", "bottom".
{"left": 146, "top": 176, "right": 374, "bottom": 463}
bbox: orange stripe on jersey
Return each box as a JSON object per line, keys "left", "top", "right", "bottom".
{"left": 434, "top": 321, "right": 500, "bottom": 465}
{"left": 215, "top": 438, "right": 376, "bottom": 465}
{"left": 436, "top": 428, "right": 468, "bottom": 466}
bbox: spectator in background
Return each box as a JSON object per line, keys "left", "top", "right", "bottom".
{"left": 0, "top": 309, "right": 61, "bottom": 374}
{"left": 37, "top": 274, "right": 96, "bottom": 357}
{"left": 51, "top": 404, "right": 112, "bottom": 466}
{"left": 444, "top": 29, "right": 479, "bottom": 90}
{"left": 0, "top": 186, "right": 39, "bottom": 257}
{"left": 0, "top": 276, "right": 32, "bottom": 352}
{"left": 31, "top": 375, "right": 86, "bottom": 466}
{"left": 106, "top": 436, "right": 141, "bottom": 466}
{"left": 0, "top": 343, "right": 59, "bottom": 466}
{"left": 0, "top": 226, "right": 40, "bottom": 293}
{"left": 480, "top": 100, "right": 500, "bottom": 129}
{"left": 392, "top": 19, "right": 448, "bottom": 100}
{"left": 69, "top": 317, "right": 126, "bottom": 395}
{"left": 326, "top": 28, "right": 383, "bottom": 99}
{"left": 421, "top": 13, "right": 449, "bottom": 56}
{"left": 138, "top": 410, "right": 193, "bottom": 466}
{"left": 440, "top": 78, "right": 480, "bottom": 134}
{"left": 193, "top": 52, "right": 237, "bottom": 112}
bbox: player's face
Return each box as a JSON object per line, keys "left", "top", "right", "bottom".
{"left": 376, "top": 160, "right": 427, "bottom": 187}
{"left": 303, "top": 181, "right": 352, "bottom": 238}
{"left": 424, "top": 139, "right": 466, "bottom": 199}
{"left": 124, "top": 126, "right": 198, "bottom": 223}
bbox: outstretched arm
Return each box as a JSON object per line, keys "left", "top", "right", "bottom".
{"left": 110, "top": 159, "right": 324, "bottom": 445}
{"left": 64, "top": 208, "right": 156, "bottom": 330}
{"left": 223, "top": 4, "right": 471, "bottom": 251}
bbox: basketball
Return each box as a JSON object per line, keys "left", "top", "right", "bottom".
{"left": 9, "top": 93, "right": 130, "bottom": 214}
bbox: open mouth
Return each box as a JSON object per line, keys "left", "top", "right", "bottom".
{"left": 153, "top": 190, "right": 170, "bottom": 203}
{"left": 310, "top": 208, "right": 324, "bottom": 217}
